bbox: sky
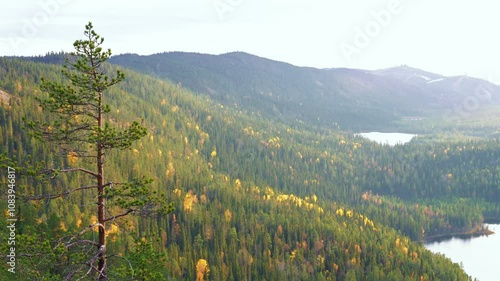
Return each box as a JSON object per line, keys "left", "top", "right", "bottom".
{"left": 2, "top": 0, "right": 500, "bottom": 83}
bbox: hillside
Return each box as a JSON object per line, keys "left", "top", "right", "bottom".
{"left": 1, "top": 55, "right": 498, "bottom": 280}
{"left": 109, "top": 52, "right": 500, "bottom": 133}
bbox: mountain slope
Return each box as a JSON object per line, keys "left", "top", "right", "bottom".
{"left": 0, "top": 56, "right": 480, "bottom": 280}
{"left": 109, "top": 52, "right": 500, "bottom": 132}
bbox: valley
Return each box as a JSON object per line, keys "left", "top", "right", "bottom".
{"left": 0, "top": 50, "right": 499, "bottom": 280}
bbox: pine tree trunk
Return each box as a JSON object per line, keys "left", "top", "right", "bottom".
{"left": 97, "top": 90, "right": 107, "bottom": 280}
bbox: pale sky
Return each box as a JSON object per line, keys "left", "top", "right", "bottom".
{"left": 2, "top": 0, "right": 500, "bottom": 83}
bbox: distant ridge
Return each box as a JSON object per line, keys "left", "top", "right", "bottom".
{"left": 21, "top": 51, "right": 500, "bottom": 131}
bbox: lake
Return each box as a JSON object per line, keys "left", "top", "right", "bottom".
{"left": 357, "top": 132, "right": 417, "bottom": 146}
{"left": 425, "top": 224, "right": 499, "bottom": 281}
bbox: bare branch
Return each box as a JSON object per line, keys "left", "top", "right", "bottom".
{"left": 65, "top": 245, "right": 107, "bottom": 281}
{"left": 25, "top": 184, "right": 98, "bottom": 201}
{"left": 66, "top": 239, "right": 99, "bottom": 249}
{"left": 104, "top": 209, "right": 135, "bottom": 223}
{"left": 24, "top": 181, "right": 118, "bottom": 201}
{"left": 55, "top": 167, "right": 99, "bottom": 178}
{"left": 66, "top": 222, "right": 105, "bottom": 247}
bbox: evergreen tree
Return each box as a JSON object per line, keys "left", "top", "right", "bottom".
{"left": 24, "top": 22, "right": 171, "bottom": 280}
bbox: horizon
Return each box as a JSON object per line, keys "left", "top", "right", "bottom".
{"left": 9, "top": 50, "right": 493, "bottom": 85}
{"left": 2, "top": 1, "right": 500, "bottom": 83}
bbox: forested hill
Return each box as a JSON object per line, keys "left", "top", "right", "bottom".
{"left": 1, "top": 55, "right": 498, "bottom": 280}
{"left": 109, "top": 52, "right": 500, "bottom": 131}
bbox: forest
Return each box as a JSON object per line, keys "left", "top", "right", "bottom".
{"left": 0, "top": 31, "right": 498, "bottom": 280}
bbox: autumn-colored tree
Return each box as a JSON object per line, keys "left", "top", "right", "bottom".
{"left": 196, "top": 259, "right": 210, "bottom": 281}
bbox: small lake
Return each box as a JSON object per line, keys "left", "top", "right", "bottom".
{"left": 425, "top": 224, "right": 499, "bottom": 281}
{"left": 357, "top": 132, "right": 417, "bottom": 146}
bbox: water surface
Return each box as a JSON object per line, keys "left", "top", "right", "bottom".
{"left": 357, "top": 132, "right": 417, "bottom": 146}
{"left": 425, "top": 224, "right": 499, "bottom": 281}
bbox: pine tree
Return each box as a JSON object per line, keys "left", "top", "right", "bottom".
{"left": 25, "top": 22, "right": 171, "bottom": 280}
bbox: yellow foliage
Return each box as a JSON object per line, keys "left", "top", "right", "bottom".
{"left": 107, "top": 224, "right": 120, "bottom": 242}
{"left": 60, "top": 221, "right": 68, "bottom": 232}
{"left": 67, "top": 151, "right": 78, "bottom": 164}
{"left": 196, "top": 259, "right": 210, "bottom": 281}
{"left": 234, "top": 179, "right": 242, "bottom": 190}
{"left": 395, "top": 238, "right": 401, "bottom": 247}
{"left": 173, "top": 188, "right": 182, "bottom": 197}
{"left": 224, "top": 209, "right": 232, "bottom": 222}
{"left": 243, "top": 126, "right": 259, "bottom": 136}
{"left": 211, "top": 150, "right": 217, "bottom": 158}
{"left": 354, "top": 244, "right": 362, "bottom": 254}
{"left": 165, "top": 162, "right": 175, "bottom": 179}
{"left": 76, "top": 217, "right": 82, "bottom": 228}
{"left": 89, "top": 215, "right": 99, "bottom": 232}
{"left": 183, "top": 191, "right": 198, "bottom": 213}
{"left": 335, "top": 208, "right": 344, "bottom": 217}
{"left": 265, "top": 187, "right": 275, "bottom": 197}
{"left": 251, "top": 186, "right": 261, "bottom": 194}
{"left": 346, "top": 210, "right": 353, "bottom": 218}
{"left": 267, "top": 137, "right": 281, "bottom": 148}
{"left": 316, "top": 255, "right": 325, "bottom": 266}
{"left": 402, "top": 246, "right": 409, "bottom": 255}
